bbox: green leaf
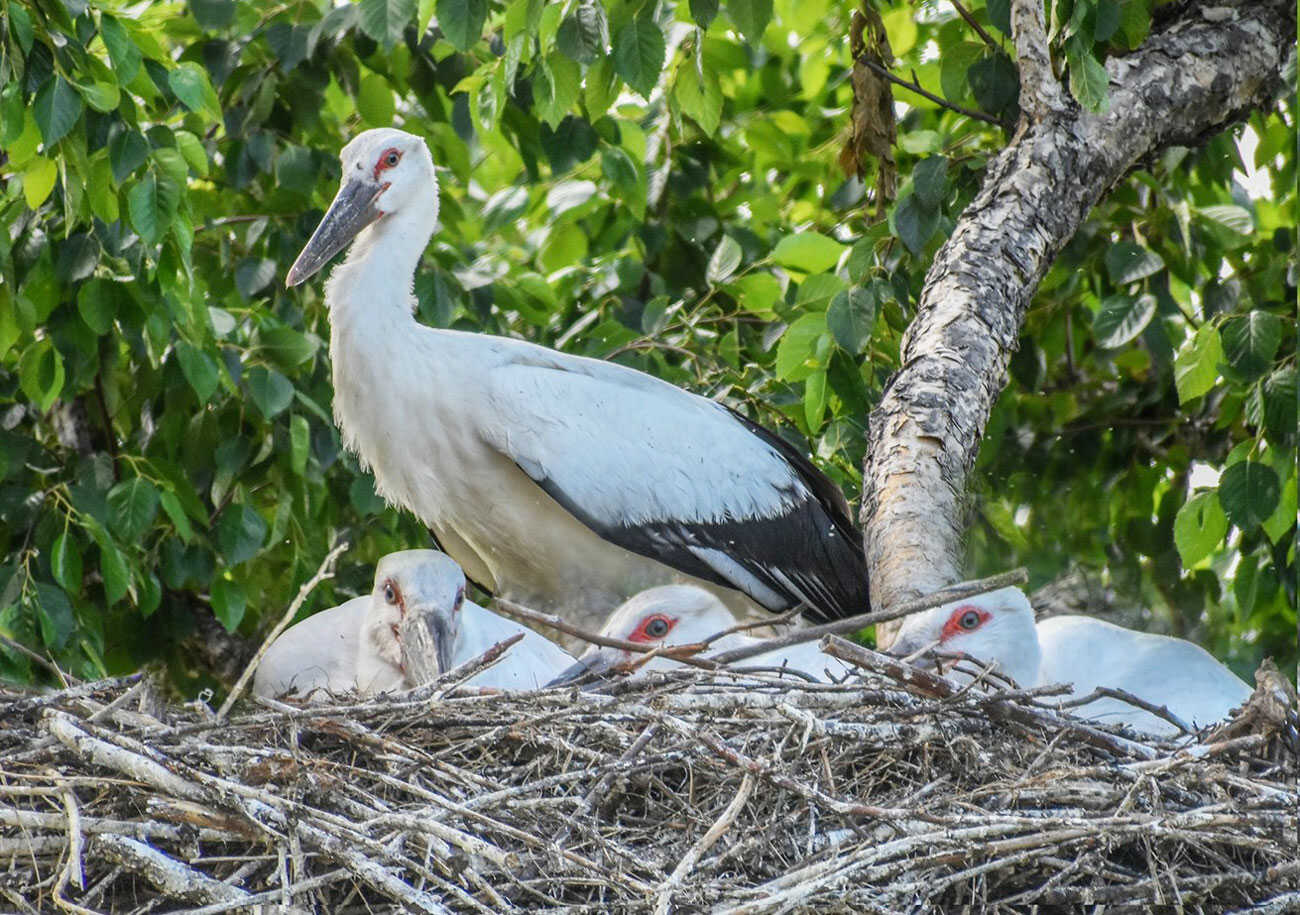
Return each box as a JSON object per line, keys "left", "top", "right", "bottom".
{"left": 257, "top": 327, "right": 320, "bottom": 369}
{"left": 167, "top": 63, "right": 221, "bottom": 120}
{"left": 1173, "top": 324, "right": 1221, "bottom": 403}
{"left": 728, "top": 273, "right": 782, "bottom": 317}
{"left": 33, "top": 76, "right": 83, "bottom": 148}
{"left": 600, "top": 146, "right": 639, "bottom": 195}
{"left": 613, "top": 16, "right": 665, "bottom": 98}
{"left": 290, "top": 415, "right": 311, "bottom": 476}
{"left": 217, "top": 504, "right": 268, "bottom": 566}
{"left": 108, "top": 476, "right": 160, "bottom": 541}
{"left": 1219, "top": 461, "right": 1280, "bottom": 531}
{"left": 772, "top": 232, "right": 845, "bottom": 273}
{"left": 557, "top": 0, "right": 608, "bottom": 63}
{"left": 191, "top": 0, "right": 236, "bottom": 30}
{"left": 87, "top": 154, "right": 118, "bottom": 222}
{"left": 174, "top": 130, "right": 209, "bottom": 177}
{"left": 100, "top": 15, "right": 142, "bottom": 83}
{"left": 793, "top": 273, "right": 846, "bottom": 311}
{"left": 675, "top": 59, "right": 723, "bottom": 136}
{"left": 1173, "top": 491, "right": 1228, "bottom": 567}
{"left": 357, "top": 74, "right": 396, "bottom": 126}
{"left": 1262, "top": 472, "right": 1296, "bottom": 543}
{"left": 707, "top": 235, "right": 743, "bottom": 284}
{"left": 32, "top": 583, "right": 75, "bottom": 650}
{"left": 1093, "top": 293, "right": 1156, "bottom": 349}
{"left": 538, "top": 223, "right": 588, "bottom": 272}
{"left": 894, "top": 194, "right": 938, "bottom": 256}
{"left": 727, "top": 0, "right": 773, "bottom": 45}
{"left": 128, "top": 172, "right": 169, "bottom": 245}
{"left": 1094, "top": 0, "right": 1120, "bottom": 41}
{"left": 235, "top": 258, "right": 277, "bottom": 300}
{"left": 175, "top": 340, "right": 220, "bottom": 403}
{"left": 21, "top": 157, "right": 58, "bottom": 208}
{"left": 437, "top": 0, "right": 487, "bottom": 51}
{"left": 880, "top": 7, "right": 917, "bottom": 56}
{"left": 51, "top": 532, "right": 83, "bottom": 594}
{"left": 246, "top": 366, "right": 295, "bottom": 418}
{"left": 18, "top": 339, "right": 65, "bottom": 412}
{"left": 211, "top": 577, "right": 246, "bottom": 631}
{"left": 1198, "top": 204, "right": 1254, "bottom": 235}
{"left": 804, "top": 368, "right": 828, "bottom": 430}
{"left": 912, "top": 157, "right": 948, "bottom": 211}
{"left": 1261, "top": 366, "right": 1297, "bottom": 441}
{"left": 690, "top": 0, "right": 719, "bottom": 28}
{"left": 159, "top": 489, "right": 194, "bottom": 543}
{"left": 76, "top": 279, "right": 120, "bottom": 335}
{"left": 359, "top": 0, "right": 417, "bottom": 47}
{"left": 1104, "top": 242, "right": 1163, "bottom": 285}
{"left": 827, "top": 286, "right": 878, "bottom": 355}
{"left": 775, "top": 313, "right": 828, "bottom": 381}
{"left": 1066, "top": 42, "right": 1109, "bottom": 113}
{"left": 1221, "top": 311, "right": 1282, "bottom": 381}
{"left": 91, "top": 528, "right": 130, "bottom": 607}
{"left": 80, "top": 80, "right": 120, "bottom": 113}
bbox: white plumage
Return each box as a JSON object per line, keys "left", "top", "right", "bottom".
{"left": 252, "top": 550, "right": 571, "bottom": 701}
{"left": 549, "top": 584, "right": 851, "bottom": 684}
{"left": 887, "top": 586, "right": 1253, "bottom": 736}
{"left": 286, "top": 128, "right": 869, "bottom": 632}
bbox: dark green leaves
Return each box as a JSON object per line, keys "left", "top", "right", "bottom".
{"left": 437, "top": 0, "right": 487, "bottom": 52}
{"left": 168, "top": 63, "right": 222, "bottom": 121}
{"left": 912, "top": 157, "right": 948, "bottom": 210}
{"left": 727, "top": 0, "right": 773, "bottom": 44}
{"left": 1093, "top": 293, "right": 1155, "bottom": 349}
{"left": 613, "top": 16, "right": 665, "bottom": 98}
{"left": 558, "top": 1, "right": 609, "bottom": 63}
{"left": 108, "top": 477, "right": 161, "bottom": 541}
{"left": 33, "top": 77, "right": 82, "bottom": 148}
{"left": 175, "top": 340, "right": 221, "bottom": 403}
{"left": 217, "top": 505, "right": 268, "bottom": 566}
{"left": 235, "top": 258, "right": 277, "bottom": 300}
{"left": 246, "top": 366, "right": 295, "bottom": 418}
{"left": 360, "top": 0, "right": 417, "bottom": 48}
{"left": 1221, "top": 311, "right": 1282, "bottom": 381}
{"left": 211, "top": 577, "right": 246, "bottom": 631}
{"left": 32, "top": 582, "right": 75, "bottom": 650}
{"left": 1105, "top": 242, "right": 1164, "bottom": 285}
{"left": 689, "top": 0, "right": 720, "bottom": 29}
{"left": 191, "top": 0, "right": 236, "bottom": 30}
{"left": 127, "top": 171, "right": 180, "bottom": 245}
{"left": 828, "top": 286, "right": 878, "bottom": 355}
{"left": 894, "top": 194, "right": 939, "bottom": 256}
{"left": 1066, "top": 41, "right": 1110, "bottom": 113}
{"left": 1219, "top": 461, "right": 1280, "bottom": 531}
{"left": 100, "top": 15, "right": 142, "bottom": 83}
{"left": 51, "top": 532, "right": 83, "bottom": 594}
{"left": 18, "top": 339, "right": 65, "bottom": 412}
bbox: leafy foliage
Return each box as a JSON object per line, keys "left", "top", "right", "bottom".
{"left": 0, "top": 0, "right": 1293, "bottom": 693}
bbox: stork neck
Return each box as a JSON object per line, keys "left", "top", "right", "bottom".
{"left": 325, "top": 199, "right": 437, "bottom": 331}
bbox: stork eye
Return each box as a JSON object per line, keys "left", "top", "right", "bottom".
{"left": 453, "top": 586, "right": 465, "bottom": 612}
{"left": 384, "top": 150, "right": 401, "bottom": 167}
{"left": 959, "top": 610, "right": 981, "bottom": 630}
{"left": 384, "top": 582, "right": 397, "bottom": 605}
{"left": 644, "top": 616, "right": 671, "bottom": 638}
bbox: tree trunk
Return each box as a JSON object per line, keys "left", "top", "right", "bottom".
{"left": 862, "top": 0, "right": 1294, "bottom": 644}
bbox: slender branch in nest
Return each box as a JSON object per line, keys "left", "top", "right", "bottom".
{"left": 1051, "top": 685, "right": 1193, "bottom": 735}
{"left": 218, "top": 537, "right": 348, "bottom": 720}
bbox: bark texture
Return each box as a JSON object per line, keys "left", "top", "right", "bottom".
{"left": 863, "top": 1, "right": 1294, "bottom": 644}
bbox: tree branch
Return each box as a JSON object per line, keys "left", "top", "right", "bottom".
{"left": 861, "top": 0, "right": 1293, "bottom": 645}
{"left": 1010, "top": 0, "right": 1067, "bottom": 122}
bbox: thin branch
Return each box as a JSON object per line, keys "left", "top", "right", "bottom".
{"left": 949, "top": 0, "right": 1001, "bottom": 52}
{"left": 216, "top": 538, "right": 348, "bottom": 720}
{"left": 1052, "top": 684, "right": 1193, "bottom": 735}
{"left": 1010, "top": 0, "right": 1067, "bottom": 121}
{"left": 856, "top": 56, "right": 1010, "bottom": 129}
{"left": 707, "top": 568, "right": 1029, "bottom": 667}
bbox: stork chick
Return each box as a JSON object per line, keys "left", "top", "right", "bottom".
{"left": 549, "top": 584, "right": 851, "bottom": 685}
{"left": 888, "top": 586, "right": 1253, "bottom": 736}
{"left": 285, "top": 128, "right": 869, "bottom": 633}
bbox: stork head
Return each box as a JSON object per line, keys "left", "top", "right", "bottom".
{"left": 887, "top": 586, "right": 1041, "bottom": 688}
{"left": 548, "top": 585, "right": 738, "bottom": 685}
{"left": 359, "top": 550, "right": 466, "bottom": 688}
{"left": 286, "top": 127, "right": 439, "bottom": 287}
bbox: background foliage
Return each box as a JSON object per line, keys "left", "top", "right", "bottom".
{"left": 0, "top": 0, "right": 1294, "bottom": 694}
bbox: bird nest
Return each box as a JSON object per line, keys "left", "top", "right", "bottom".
{"left": 2, "top": 640, "right": 1297, "bottom": 914}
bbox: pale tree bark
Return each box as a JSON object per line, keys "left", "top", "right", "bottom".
{"left": 862, "top": 0, "right": 1294, "bottom": 644}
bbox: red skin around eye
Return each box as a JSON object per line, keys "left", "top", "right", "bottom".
{"left": 373, "top": 147, "right": 402, "bottom": 181}
{"left": 940, "top": 604, "right": 990, "bottom": 642}
{"left": 385, "top": 578, "right": 406, "bottom": 618}
{"left": 628, "top": 614, "right": 676, "bottom": 643}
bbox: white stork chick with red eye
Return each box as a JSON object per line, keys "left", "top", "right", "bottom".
{"left": 252, "top": 550, "right": 572, "bottom": 702}
{"left": 285, "top": 127, "right": 871, "bottom": 636}
{"left": 549, "top": 584, "right": 851, "bottom": 685}
{"left": 887, "top": 586, "right": 1253, "bottom": 737}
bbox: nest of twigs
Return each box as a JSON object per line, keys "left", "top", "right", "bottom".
{"left": 2, "top": 637, "right": 1297, "bottom": 914}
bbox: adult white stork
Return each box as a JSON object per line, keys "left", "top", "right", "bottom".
{"left": 549, "top": 584, "right": 852, "bottom": 684}
{"left": 887, "top": 586, "right": 1253, "bottom": 736}
{"left": 252, "top": 550, "right": 571, "bottom": 700}
{"left": 285, "top": 128, "right": 869, "bottom": 632}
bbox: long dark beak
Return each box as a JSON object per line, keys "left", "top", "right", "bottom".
{"left": 546, "top": 652, "right": 619, "bottom": 687}
{"left": 397, "top": 601, "right": 455, "bottom": 686}
{"left": 285, "top": 177, "right": 385, "bottom": 287}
